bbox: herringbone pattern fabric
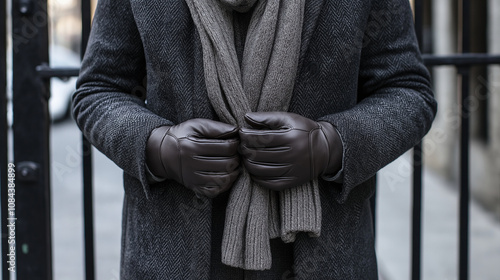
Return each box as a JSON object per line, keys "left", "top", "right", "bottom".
{"left": 73, "top": 0, "right": 437, "bottom": 278}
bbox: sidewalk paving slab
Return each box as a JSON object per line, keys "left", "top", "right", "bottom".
{"left": 377, "top": 152, "right": 500, "bottom": 280}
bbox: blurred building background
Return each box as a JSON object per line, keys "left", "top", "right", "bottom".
{"left": 421, "top": 0, "right": 500, "bottom": 219}
{"left": 48, "top": 0, "right": 96, "bottom": 55}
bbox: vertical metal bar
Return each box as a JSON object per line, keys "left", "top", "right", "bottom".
{"left": 458, "top": 0, "right": 471, "bottom": 279}
{"left": 411, "top": 143, "right": 422, "bottom": 280}
{"left": 81, "top": 0, "right": 95, "bottom": 279}
{"left": 81, "top": 0, "right": 91, "bottom": 52}
{"left": 1, "top": 0, "right": 10, "bottom": 277}
{"left": 458, "top": 69, "right": 470, "bottom": 280}
{"left": 412, "top": 0, "right": 424, "bottom": 279}
{"left": 11, "top": 0, "right": 52, "bottom": 277}
{"left": 82, "top": 137, "right": 94, "bottom": 280}
{"left": 370, "top": 178, "right": 376, "bottom": 239}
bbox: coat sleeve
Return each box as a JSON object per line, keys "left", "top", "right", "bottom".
{"left": 72, "top": 0, "right": 173, "bottom": 198}
{"left": 318, "top": 0, "right": 437, "bottom": 203}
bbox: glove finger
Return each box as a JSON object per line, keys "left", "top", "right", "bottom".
{"left": 239, "top": 144, "right": 293, "bottom": 164}
{"left": 216, "top": 169, "right": 240, "bottom": 194}
{"left": 194, "top": 185, "right": 220, "bottom": 199}
{"left": 191, "top": 170, "right": 239, "bottom": 188}
{"left": 252, "top": 176, "right": 297, "bottom": 192}
{"left": 188, "top": 155, "right": 240, "bottom": 173}
{"left": 244, "top": 112, "right": 293, "bottom": 129}
{"left": 242, "top": 158, "right": 292, "bottom": 178}
{"left": 244, "top": 112, "right": 315, "bottom": 130}
{"left": 187, "top": 118, "right": 239, "bottom": 139}
{"left": 239, "top": 128, "right": 292, "bottom": 148}
{"left": 189, "top": 169, "right": 239, "bottom": 198}
{"left": 180, "top": 138, "right": 239, "bottom": 157}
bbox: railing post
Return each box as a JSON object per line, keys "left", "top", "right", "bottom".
{"left": 458, "top": 0, "right": 471, "bottom": 279}
{"left": 11, "top": 0, "right": 52, "bottom": 278}
{"left": 80, "top": 0, "right": 95, "bottom": 279}
{"left": 457, "top": 3, "right": 471, "bottom": 280}
{"left": 412, "top": 1, "right": 425, "bottom": 279}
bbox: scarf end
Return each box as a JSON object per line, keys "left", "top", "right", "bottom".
{"left": 281, "top": 229, "right": 321, "bottom": 243}
{"left": 222, "top": 256, "right": 273, "bottom": 271}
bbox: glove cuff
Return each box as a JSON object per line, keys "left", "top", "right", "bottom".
{"left": 318, "top": 121, "right": 343, "bottom": 176}
{"left": 146, "top": 126, "right": 171, "bottom": 178}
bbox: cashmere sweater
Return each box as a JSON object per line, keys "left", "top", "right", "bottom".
{"left": 72, "top": 0, "right": 437, "bottom": 279}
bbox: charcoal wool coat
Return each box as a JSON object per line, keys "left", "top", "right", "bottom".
{"left": 73, "top": 0, "right": 437, "bottom": 279}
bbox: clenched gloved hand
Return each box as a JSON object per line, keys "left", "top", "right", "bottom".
{"left": 146, "top": 119, "right": 240, "bottom": 198}
{"left": 239, "top": 112, "right": 342, "bottom": 191}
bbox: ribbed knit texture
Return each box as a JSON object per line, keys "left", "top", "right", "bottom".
{"left": 184, "top": 0, "right": 321, "bottom": 270}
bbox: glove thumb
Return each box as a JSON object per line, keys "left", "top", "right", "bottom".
{"left": 244, "top": 112, "right": 310, "bottom": 130}
{"left": 190, "top": 119, "right": 239, "bottom": 139}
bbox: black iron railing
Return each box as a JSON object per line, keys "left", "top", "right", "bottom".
{"left": 413, "top": 1, "right": 492, "bottom": 279}
{"left": 412, "top": 2, "right": 425, "bottom": 279}
{"left": 80, "top": 0, "right": 94, "bottom": 279}
{"left": 9, "top": 0, "right": 52, "bottom": 278}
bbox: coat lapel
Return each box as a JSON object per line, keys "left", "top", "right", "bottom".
{"left": 298, "top": 0, "right": 326, "bottom": 69}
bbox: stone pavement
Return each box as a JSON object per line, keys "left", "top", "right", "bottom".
{"left": 49, "top": 120, "right": 500, "bottom": 279}
{"left": 376, "top": 152, "right": 500, "bottom": 280}
{"left": 51, "top": 120, "right": 123, "bottom": 280}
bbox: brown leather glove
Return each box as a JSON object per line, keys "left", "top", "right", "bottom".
{"left": 239, "top": 112, "right": 342, "bottom": 191}
{"left": 146, "top": 119, "right": 240, "bottom": 198}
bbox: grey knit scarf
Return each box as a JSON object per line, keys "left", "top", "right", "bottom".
{"left": 184, "top": 0, "right": 320, "bottom": 270}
